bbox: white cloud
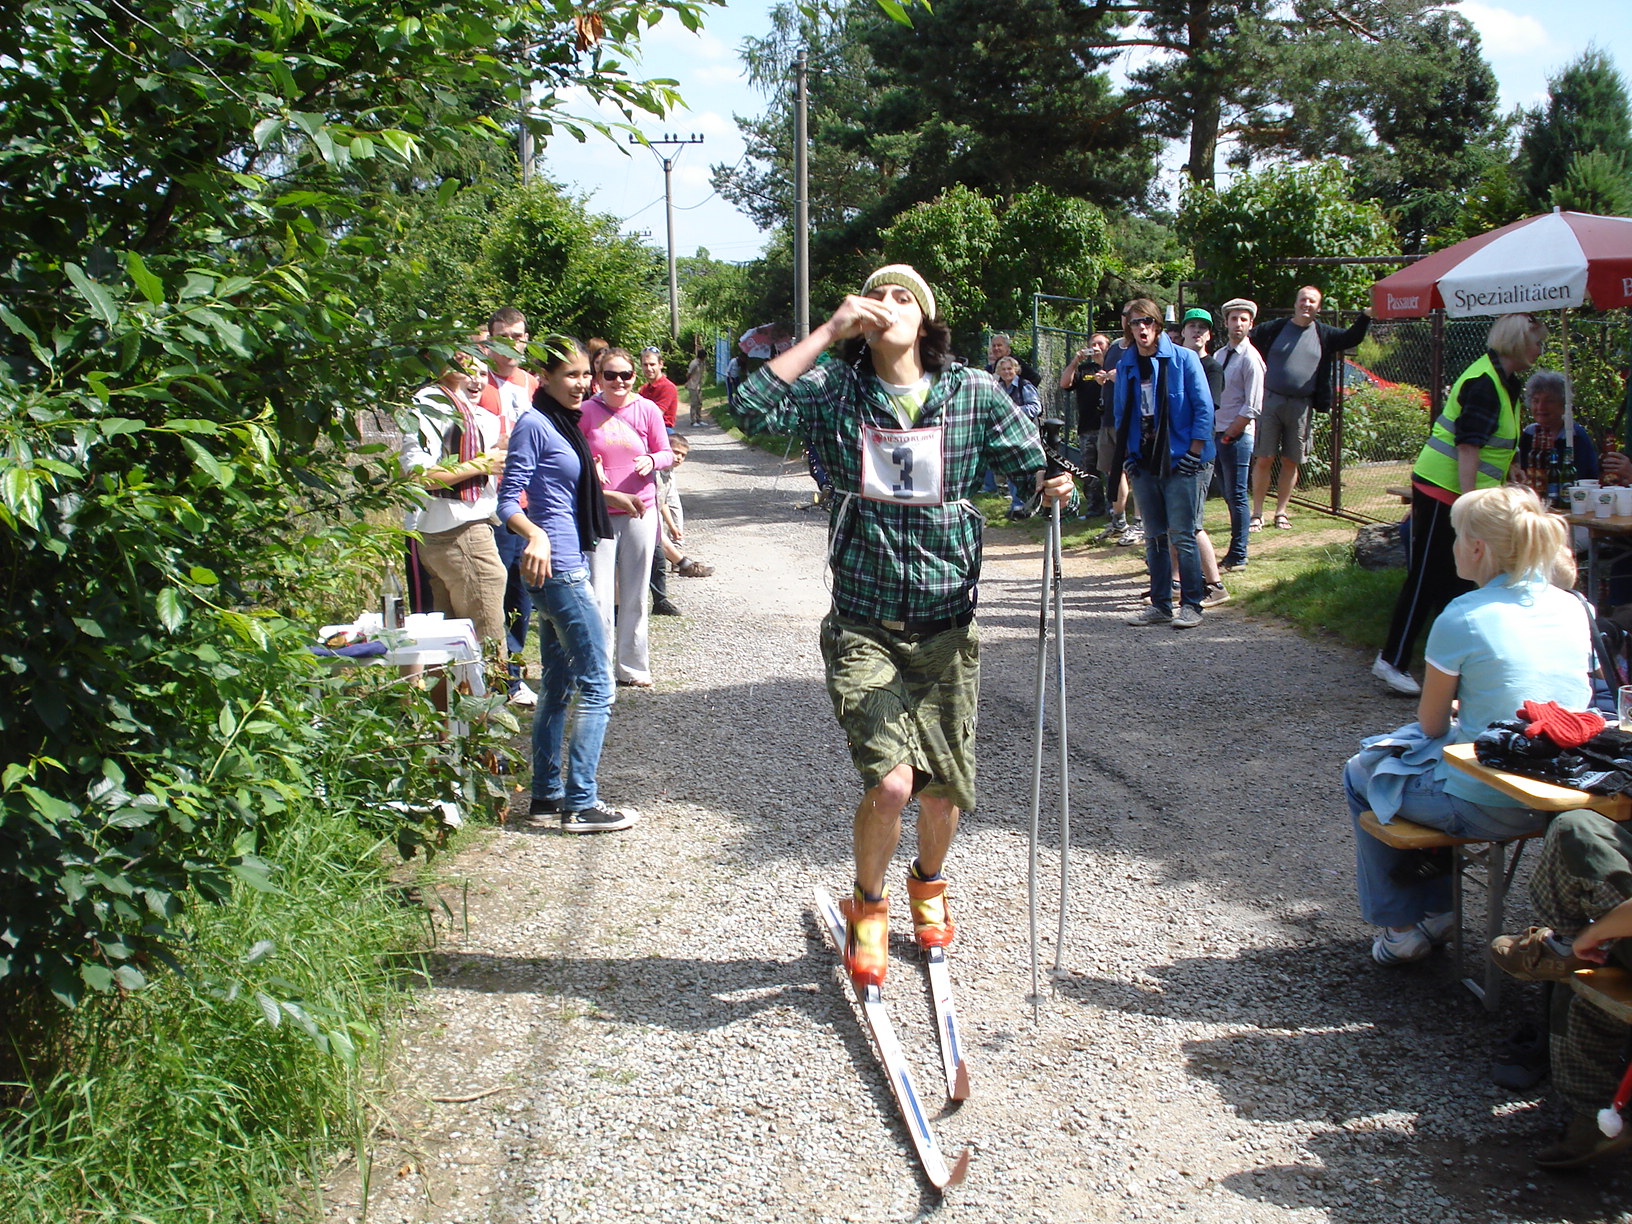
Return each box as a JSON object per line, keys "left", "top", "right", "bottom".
{"left": 674, "top": 163, "right": 712, "bottom": 192}
{"left": 683, "top": 110, "right": 738, "bottom": 139}
{"left": 1453, "top": 1, "right": 1552, "bottom": 59}
{"left": 693, "top": 63, "right": 747, "bottom": 87}
{"left": 639, "top": 11, "right": 732, "bottom": 61}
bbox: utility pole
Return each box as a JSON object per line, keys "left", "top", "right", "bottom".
{"left": 519, "top": 128, "right": 534, "bottom": 184}
{"left": 793, "top": 49, "right": 810, "bottom": 340}
{"left": 631, "top": 132, "right": 703, "bottom": 341}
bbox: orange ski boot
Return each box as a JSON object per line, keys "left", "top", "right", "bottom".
{"left": 838, "top": 889, "right": 890, "bottom": 988}
{"left": 906, "top": 869, "right": 955, "bottom": 950}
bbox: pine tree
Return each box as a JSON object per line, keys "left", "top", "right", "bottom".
{"left": 1518, "top": 47, "right": 1632, "bottom": 210}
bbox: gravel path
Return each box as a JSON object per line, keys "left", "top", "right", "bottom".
{"left": 322, "top": 421, "right": 1632, "bottom": 1224}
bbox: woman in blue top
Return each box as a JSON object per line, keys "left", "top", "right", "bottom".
{"left": 1343, "top": 484, "right": 1593, "bottom": 965}
{"left": 498, "top": 337, "right": 644, "bottom": 834}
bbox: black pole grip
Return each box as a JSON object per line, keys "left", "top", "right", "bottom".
{"left": 1041, "top": 417, "right": 1067, "bottom": 477}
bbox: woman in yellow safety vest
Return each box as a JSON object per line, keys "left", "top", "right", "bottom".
{"left": 1371, "top": 312, "right": 1548, "bottom": 695}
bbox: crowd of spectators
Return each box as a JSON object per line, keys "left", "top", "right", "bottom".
{"left": 398, "top": 309, "right": 717, "bottom": 832}
{"left": 399, "top": 293, "right": 1632, "bottom": 1172}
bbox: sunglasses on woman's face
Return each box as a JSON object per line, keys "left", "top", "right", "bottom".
{"left": 601, "top": 369, "right": 636, "bottom": 381}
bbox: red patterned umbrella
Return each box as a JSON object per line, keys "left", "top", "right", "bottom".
{"left": 1371, "top": 210, "right": 1632, "bottom": 319}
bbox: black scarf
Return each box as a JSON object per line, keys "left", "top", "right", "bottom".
{"left": 532, "top": 387, "right": 615, "bottom": 554}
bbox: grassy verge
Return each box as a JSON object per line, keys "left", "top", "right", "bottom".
{"left": 0, "top": 807, "right": 441, "bottom": 1222}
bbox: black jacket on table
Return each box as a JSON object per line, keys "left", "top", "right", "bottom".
{"left": 1248, "top": 313, "right": 1371, "bottom": 414}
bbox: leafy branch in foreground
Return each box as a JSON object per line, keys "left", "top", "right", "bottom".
{"left": 0, "top": 0, "right": 711, "bottom": 1007}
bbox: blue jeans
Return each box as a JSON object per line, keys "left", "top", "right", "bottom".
{"left": 529, "top": 568, "right": 614, "bottom": 810}
{"left": 1215, "top": 429, "right": 1253, "bottom": 567}
{"left": 1129, "top": 467, "right": 1208, "bottom": 613}
{"left": 1342, "top": 753, "right": 1546, "bottom": 927}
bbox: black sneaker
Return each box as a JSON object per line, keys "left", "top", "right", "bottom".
{"left": 561, "top": 800, "right": 638, "bottom": 833}
{"left": 652, "top": 596, "right": 682, "bottom": 616}
{"left": 528, "top": 795, "right": 562, "bottom": 819}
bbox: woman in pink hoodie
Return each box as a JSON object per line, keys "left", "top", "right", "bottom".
{"left": 580, "top": 347, "right": 674, "bottom": 686}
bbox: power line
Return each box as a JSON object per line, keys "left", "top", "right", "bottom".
{"left": 672, "top": 150, "right": 750, "bottom": 212}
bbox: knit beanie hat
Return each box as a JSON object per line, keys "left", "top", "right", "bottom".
{"left": 860, "top": 264, "right": 937, "bottom": 323}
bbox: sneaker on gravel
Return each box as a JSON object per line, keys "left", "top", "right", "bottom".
{"left": 1201, "top": 583, "right": 1231, "bottom": 608}
{"left": 651, "top": 596, "right": 682, "bottom": 616}
{"left": 838, "top": 891, "right": 890, "bottom": 987}
{"left": 906, "top": 873, "right": 955, "bottom": 949}
{"left": 1172, "top": 606, "right": 1203, "bottom": 629}
{"left": 1095, "top": 517, "right": 1126, "bottom": 543}
{"left": 509, "top": 681, "right": 538, "bottom": 708}
{"left": 1372, "top": 925, "right": 1432, "bottom": 965}
{"left": 561, "top": 800, "right": 638, "bottom": 833}
{"left": 1490, "top": 926, "right": 1592, "bottom": 981}
{"left": 1419, "top": 911, "right": 1456, "bottom": 946}
{"left": 1126, "top": 605, "right": 1173, "bottom": 627}
{"left": 527, "top": 794, "right": 562, "bottom": 819}
{"left": 1372, "top": 654, "right": 1422, "bottom": 695}
{"left": 1115, "top": 526, "right": 1144, "bottom": 547}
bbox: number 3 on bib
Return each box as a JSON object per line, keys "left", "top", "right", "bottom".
{"left": 860, "top": 424, "right": 946, "bottom": 506}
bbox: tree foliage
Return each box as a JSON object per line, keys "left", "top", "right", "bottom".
{"left": 0, "top": 0, "right": 708, "bottom": 1005}
{"left": 472, "top": 181, "right": 668, "bottom": 344}
{"left": 880, "top": 185, "right": 1112, "bottom": 346}
{"left": 1551, "top": 150, "right": 1632, "bottom": 217}
{"left": 1178, "top": 162, "right": 1399, "bottom": 309}
{"left": 1518, "top": 47, "right": 1632, "bottom": 211}
{"left": 1123, "top": 0, "right": 1499, "bottom": 200}
{"left": 715, "top": 0, "right": 1153, "bottom": 317}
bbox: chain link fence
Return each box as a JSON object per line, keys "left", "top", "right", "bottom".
{"left": 1310, "top": 314, "right": 1630, "bottom": 521}
{"left": 999, "top": 300, "right": 1632, "bottom": 525}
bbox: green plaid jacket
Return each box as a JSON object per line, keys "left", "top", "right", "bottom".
{"left": 736, "top": 359, "right": 1045, "bottom": 622}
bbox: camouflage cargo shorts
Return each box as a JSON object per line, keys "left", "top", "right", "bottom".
{"left": 819, "top": 610, "right": 979, "bottom": 811}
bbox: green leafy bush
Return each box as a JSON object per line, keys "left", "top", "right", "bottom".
{"left": 0, "top": 0, "right": 702, "bottom": 1010}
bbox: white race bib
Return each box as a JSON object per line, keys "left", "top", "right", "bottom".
{"left": 860, "top": 423, "right": 945, "bottom": 505}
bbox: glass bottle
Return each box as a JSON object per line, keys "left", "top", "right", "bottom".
{"left": 381, "top": 566, "right": 405, "bottom": 631}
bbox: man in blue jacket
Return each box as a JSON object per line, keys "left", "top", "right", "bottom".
{"left": 1110, "top": 298, "right": 1216, "bottom": 628}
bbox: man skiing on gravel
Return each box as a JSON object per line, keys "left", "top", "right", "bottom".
{"left": 735, "top": 265, "right": 1073, "bottom": 987}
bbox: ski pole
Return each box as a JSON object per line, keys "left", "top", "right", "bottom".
{"left": 1027, "top": 417, "right": 1082, "bottom": 1020}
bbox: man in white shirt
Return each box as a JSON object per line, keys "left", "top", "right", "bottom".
{"left": 1214, "top": 297, "right": 1265, "bottom": 569}
{"left": 400, "top": 353, "right": 508, "bottom": 661}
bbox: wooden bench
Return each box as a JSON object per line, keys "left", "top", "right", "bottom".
{"left": 1359, "top": 810, "right": 1544, "bottom": 1009}
{"left": 1571, "top": 966, "right": 1632, "bottom": 1025}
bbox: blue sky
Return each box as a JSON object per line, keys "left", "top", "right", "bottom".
{"left": 535, "top": 1, "right": 1632, "bottom": 264}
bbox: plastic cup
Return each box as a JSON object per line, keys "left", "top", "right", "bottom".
{"left": 1570, "top": 486, "right": 1592, "bottom": 516}
{"left": 1616, "top": 486, "right": 1632, "bottom": 516}
{"left": 1597, "top": 490, "right": 1617, "bottom": 519}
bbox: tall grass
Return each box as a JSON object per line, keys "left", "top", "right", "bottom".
{"left": 0, "top": 806, "right": 426, "bottom": 1222}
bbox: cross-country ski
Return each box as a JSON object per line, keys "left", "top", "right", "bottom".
{"left": 813, "top": 886, "right": 970, "bottom": 1190}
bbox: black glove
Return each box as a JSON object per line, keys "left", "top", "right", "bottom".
{"left": 1174, "top": 452, "right": 1204, "bottom": 478}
